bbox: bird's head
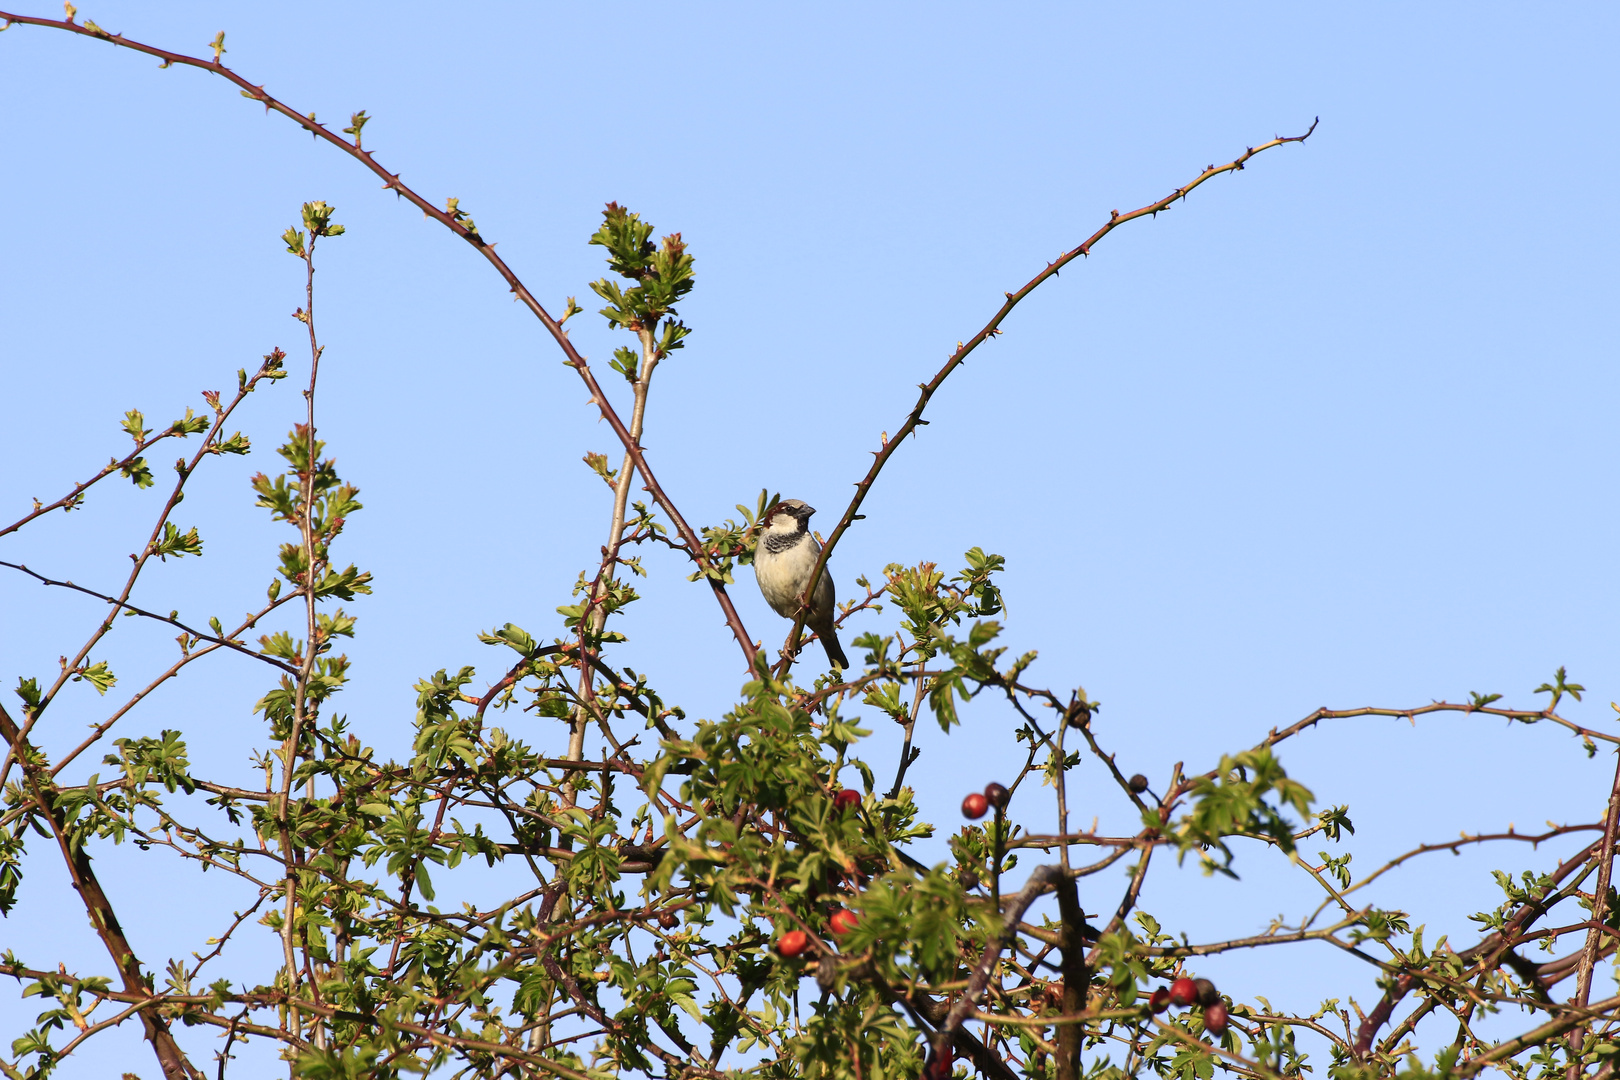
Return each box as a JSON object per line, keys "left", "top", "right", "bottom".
{"left": 763, "top": 498, "right": 815, "bottom": 533}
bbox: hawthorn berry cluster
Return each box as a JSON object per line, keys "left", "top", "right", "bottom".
{"left": 960, "top": 780, "right": 1010, "bottom": 820}
{"left": 1149, "top": 975, "right": 1229, "bottom": 1035}
{"left": 769, "top": 788, "right": 868, "bottom": 958}
{"left": 774, "top": 907, "right": 859, "bottom": 957}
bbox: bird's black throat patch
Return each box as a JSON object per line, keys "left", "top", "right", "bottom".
{"left": 762, "top": 532, "right": 806, "bottom": 554}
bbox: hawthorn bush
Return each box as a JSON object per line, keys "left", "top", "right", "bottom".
{"left": 3, "top": 10, "right": 1619, "bottom": 1080}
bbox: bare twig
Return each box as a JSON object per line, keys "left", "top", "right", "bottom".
{"left": 0, "top": 560, "right": 298, "bottom": 675}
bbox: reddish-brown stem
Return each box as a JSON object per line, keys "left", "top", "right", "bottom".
{"left": 1, "top": 425, "right": 195, "bottom": 538}
{"left": 0, "top": 701, "right": 202, "bottom": 1079}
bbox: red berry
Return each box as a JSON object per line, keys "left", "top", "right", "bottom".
{"left": 833, "top": 789, "right": 861, "bottom": 812}
{"left": 961, "top": 793, "right": 989, "bottom": 819}
{"left": 829, "top": 908, "right": 859, "bottom": 936}
{"left": 776, "top": 930, "right": 808, "bottom": 957}
{"left": 924, "top": 1046, "right": 953, "bottom": 1080}
{"left": 983, "top": 782, "right": 1010, "bottom": 810}
{"left": 1149, "top": 987, "right": 1171, "bottom": 1014}
{"left": 1203, "top": 1001, "right": 1229, "bottom": 1035}
{"left": 1169, "top": 977, "right": 1198, "bottom": 1007}
{"left": 656, "top": 912, "right": 678, "bottom": 930}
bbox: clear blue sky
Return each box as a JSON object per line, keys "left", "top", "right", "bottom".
{"left": 3, "top": 3, "right": 1617, "bottom": 1074}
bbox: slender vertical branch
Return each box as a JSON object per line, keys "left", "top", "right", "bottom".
{"left": 565, "top": 325, "right": 660, "bottom": 804}
{"left": 1055, "top": 702, "right": 1072, "bottom": 876}
{"left": 1053, "top": 874, "right": 1089, "bottom": 1080}
{"left": 276, "top": 223, "right": 327, "bottom": 1058}
{"left": 1566, "top": 750, "right": 1620, "bottom": 1078}
{"left": 884, "top": 675, "right": 926, "bottom": 800}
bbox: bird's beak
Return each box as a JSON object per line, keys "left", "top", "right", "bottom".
{"left": 803, "top": 505, "right": 816, "bottom": 517}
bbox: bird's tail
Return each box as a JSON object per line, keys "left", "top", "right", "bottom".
{"left": 820, "top": 628, "right": 849, "bottom": 671}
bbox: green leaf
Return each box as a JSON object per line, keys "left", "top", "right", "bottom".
{"left": 1534, "top": 666, "right": 1584, "bottom": 711}
{"left": 478, "top": 623, "right": 538, "bottom": 656}
{"left": 341, "top": 111, "right": 370, "bottom": 149}
{"left": 120, "top": 455, "right": 155, "bottom": 489}
{"left": 313, "top": 564, "right": 373, "bottom": 601}
{"left": 74, "top": 661, "right": 117, "bottom": 696}
{"left": 168, "top": 408, "right": 209, "bottom": 437}
{"left": 213, "top": 431, "right": 251, "bottom": 455}
{"left": 120, "top": 409, "right": 149, "bottom": 443}
{"left": 300, "top": 200, "right": 345, "bottom": 239}
{"left": 149, "top": 522, "right": 203, "bottom": 560}
{"left": 609, "top": 345, "right": 640, "bottom": 382}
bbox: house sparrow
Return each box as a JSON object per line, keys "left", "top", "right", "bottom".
{"left": 753, "top": 499, "right": 848, "bottom": 670}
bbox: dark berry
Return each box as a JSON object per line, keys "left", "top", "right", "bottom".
{"left": 656, "top": 912, "right": 678, "bottom": 930}
{"left": 1128, "top": 774, "right": 1149, "bottom": 793}
{"left": 1193, "top": 977, "right": 1219, "bottom": 1006}
{"left": 961, "top": 793, "right": 989, "bottom": 819}
{"left": 983, "top": 782, "right": 1010, "bottom": 810}
{"left": 776, "top": 930, "right": 808, "bottom": 957}
{"left": 959, "top": 869, "right": 980, "bottom": 890}
{"left": 1169, "top": 976, "right": 1198, "bottom": 1007}
{"left": 1149, "top": 987, "right": 1171, "bottom": 1014}
{"left": 1203, "top": 1001, "right": 1229, "bottom": 1035}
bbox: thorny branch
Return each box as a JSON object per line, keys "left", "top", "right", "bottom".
{"left": 0, "top": 8, "right": 757, "bottom": 668}
{"left": 774, "top": 120, "right": 1319, "bottom": 676}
